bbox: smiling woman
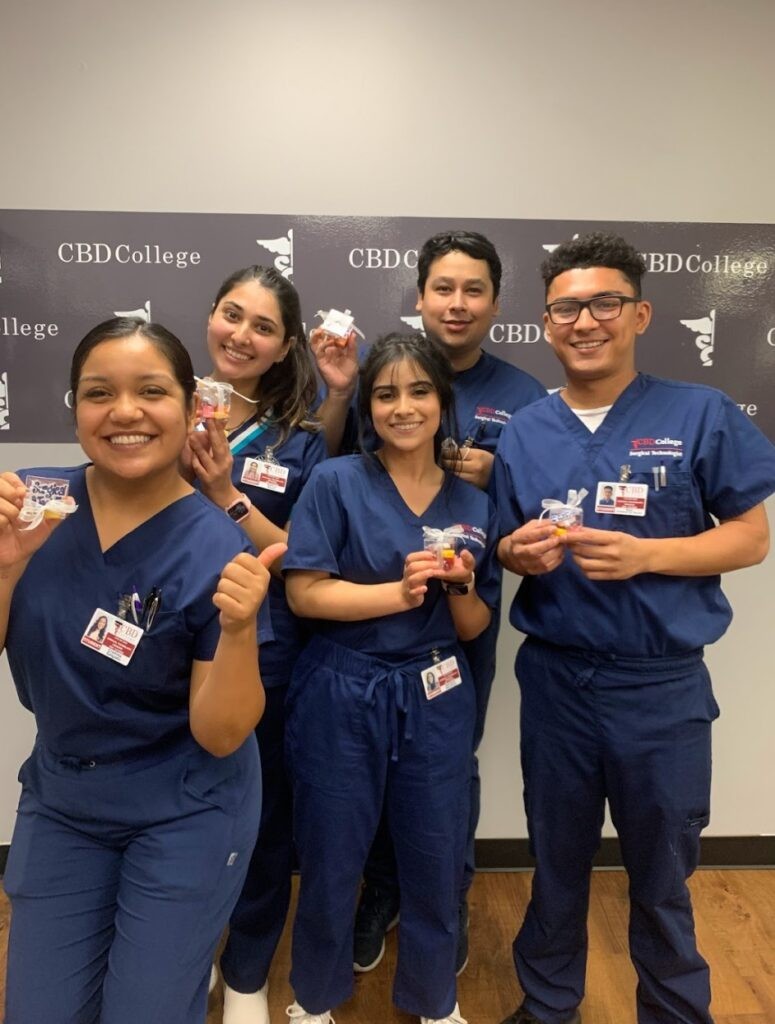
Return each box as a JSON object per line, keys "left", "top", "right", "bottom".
{"left": 280, "top": 333, "right": 502, "bottom": 1024}
{"left": 0, "top": 316, "right": 283, "bottom": 1024}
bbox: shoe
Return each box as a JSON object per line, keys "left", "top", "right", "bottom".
{"left": 208, "top": 964, "right": 219, "bottom": 995}
{"left": 353, "top": 884, "right": 400, "bottom": 972}
{"left": 223, "top": 979, "right": 270, "bottom": 1024}
{"left": 455, "top": 899, "right": 469, "bottom": 976}
{"left": 421, "top": 1002, "right": 468, "bottom": 1024}
{"left": 499, "top": 1003, "right": 581, "bottom": 1024}
{"left": 286, "top": 1001, "right": 335, "bottom": 1023}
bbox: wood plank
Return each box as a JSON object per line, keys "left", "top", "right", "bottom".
{"left": 0, "top": 869, "right": 772, "bottom": 1022}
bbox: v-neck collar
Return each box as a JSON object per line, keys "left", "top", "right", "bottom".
{"left": 70, "top": 467, "right": 199, "bottom": 564}
{"left": 550, "top": 374, "right": 647, "bottom": 469}
{"left": 372, "top": 457, "right": 446, "bottom": 522}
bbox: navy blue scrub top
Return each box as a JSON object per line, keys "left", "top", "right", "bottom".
{"left": 283, "top": 454, "right": 501, "bottom": 661}
{"left": 6, "top": 465, "right": 272, "bottom": 761}
{"left": 491, "top": 375, "right": 775, "bottom": 657}
{"left": 221, "top": 418, "right": 327, "bottom": 688}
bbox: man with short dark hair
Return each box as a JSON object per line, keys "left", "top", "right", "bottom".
{"left": 491, "top": 231, "right": 775, "bottom": 1024}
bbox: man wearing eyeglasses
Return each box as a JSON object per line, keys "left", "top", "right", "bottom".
{"left": 491, "top": 232, "right": 775, "bottom": 1024}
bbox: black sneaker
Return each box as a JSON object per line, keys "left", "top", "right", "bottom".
{"left": 499, "top": 1004, "right": 581, "bottom": 1024}
{"left": 455, "top": 899, "right": 469, "bottom": 976}
{"left": 353, "top": 884, "right": 400, "bottom": 972}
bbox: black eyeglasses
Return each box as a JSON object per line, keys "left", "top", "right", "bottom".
{"left": 545, "top": 295, "right": 640, "bottom": 325}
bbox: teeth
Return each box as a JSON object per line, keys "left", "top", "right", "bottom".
{"left": 224, "top": 345, "right": 252, "bottom": 361}
{"left": 392, "top": 423, "right": 421, "bottom": 431}
{"left": 573, "top": 340, "right": 605, "bottom": 350}
{"left": 109, "top": 435, "right": 151, "bottom": 445}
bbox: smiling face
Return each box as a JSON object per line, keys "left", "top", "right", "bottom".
{"left": 370, "top": 357, "right": 442, "bottom": 455}
{"left": 207, "top": 280, "right": 290, "bottom": 389}
{"left": 416, "top": 251, "right": 500, "bottom": 367}
{"left": 74, "top": 334, "right": 194, "bottom": 482}
{"left": 543, "top": 266, "right": 652, "bottom": 387}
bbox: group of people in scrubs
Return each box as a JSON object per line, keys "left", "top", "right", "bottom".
{"left": 0, "top": 228, "right": 773, "bottom": 1024}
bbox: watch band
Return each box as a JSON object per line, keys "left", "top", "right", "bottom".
{"left": 441, "top": 571, "right": 475, "bottom": 596}
{"left": 224, "top": 493, "right": 252, "bottom": 523}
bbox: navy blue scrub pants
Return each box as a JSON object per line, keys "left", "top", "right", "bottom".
{"left": 220, "top": 683, "right": 294, "bottom": 993}
{"left": 286, "top": 636, "right": 474, "bottom": 1019}
{"left": 514, "top": 637, "right": 718, "bottom": 1024}
{"left": 3, "top": 738, "right": 261, "bottom": 1024}
{"left": 363, "top": 611, "right": 500, "bottom": 903}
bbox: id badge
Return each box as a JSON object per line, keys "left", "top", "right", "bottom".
{"left": 81, "top": 607, "right": 144, "bottom": 666}
{"left": 594, "top": 480, "right": 648, "bottom": 517}
{"left": 241, "top": 457, "right": 289, "bottom": 493}
{"left": 421, "top": 655, "right": 462, "bottom": 701}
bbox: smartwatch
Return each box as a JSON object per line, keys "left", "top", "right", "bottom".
{"left": 441, "top": 572, "right": 475, "bottom": 596}
{"left": 224, "top": 493, "right": 252, "bottom": 524}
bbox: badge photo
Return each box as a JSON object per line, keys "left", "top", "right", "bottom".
{"left": 595, "top": 480, "right": 648, "bottom": 517}
{"left": 421, "top": 655, "right": 463, "bottom": 700}
{"left": 240, "top": 456, "right": 289, "bottom": 493}
{"left": 81, "top": 608, "right": 144, "bottom": 666}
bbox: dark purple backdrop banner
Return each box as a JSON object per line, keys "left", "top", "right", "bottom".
{"left": 1, "top": 210, "right": 773, "bottom": 442}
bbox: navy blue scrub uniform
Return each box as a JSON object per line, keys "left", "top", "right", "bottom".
{"left": 3, "top": 465, "right": 272, "bottom": 1024}
{"left": 490, "top": 375, "right": 775, "bottom": 1024}
{"left": 214, "top": 418, "right": 327, "bottom": 995}
{"left": 348, "top": 353, "right": 546, "bottom": 903}
{"left": 283, "top": 454, "right": 500, "bottom": 1019}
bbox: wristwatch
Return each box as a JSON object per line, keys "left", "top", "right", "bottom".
{"left": 441, "top": 572, "right": 475, "bottom": 596}
{"left": 224, "top": 493, "right": 252, "bottom": 524}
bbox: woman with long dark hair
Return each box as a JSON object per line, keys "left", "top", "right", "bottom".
{"left": 282, "top": 332, "right": 500, "bottom": 1024}
{"left": 187, "top": 266, "right": 326, "bottom": 1024}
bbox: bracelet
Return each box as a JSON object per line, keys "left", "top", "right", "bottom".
{"left": 441, "top": 572, "right": 475, "bottom": 596}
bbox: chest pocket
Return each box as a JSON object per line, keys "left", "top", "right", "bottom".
{"left": 121, "top": 609, "right": 191, "bottom": 701}
{"left": 623, "top": 463, "right": 694, "bottom": 537}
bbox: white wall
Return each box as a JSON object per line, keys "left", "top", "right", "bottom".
{"left": 1, "top": 0, "right": 774, "bottom": 842}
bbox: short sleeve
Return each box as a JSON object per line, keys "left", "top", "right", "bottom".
{"left": 190, "top": 533, "right": 260, "bottom": 661}
{"left": 283, "top": 464, "right": 348, "bottom": 576}
{"left": 300, "top": 428, "right": 328, "bottom": 488}
{"left": 490, "top": 423, "right": 528, "bottom": 536}
{"left": 473, "top": 496, "right": 503, "bottom": 611}
{"left": 694, "top": 396, "right": 775, "bottom": 519}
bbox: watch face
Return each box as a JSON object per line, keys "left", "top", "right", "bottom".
{"left": 227, "top": 500, "right": 250, "bottom": 522}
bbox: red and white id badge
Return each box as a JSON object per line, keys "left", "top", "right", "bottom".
{"left": 594, "top": 480, "right": 648, "bottom": 517}
{"left": 421, "top": 655, "right": 462, "bottom": 700}
{"left": 240, "top": 457, "right": 289, "bottom": 493}
{"left": 81, "top": 608, "right": 144, "bottom": 666}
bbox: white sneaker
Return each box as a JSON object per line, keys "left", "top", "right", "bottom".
{"left": 286, "top": 1000, "right": 336, "bottom": 1024}
{"left": 208, "top": 964, "right": 219, "bottom": 994}
{"left": 223, "top": 979, "right": 270, "bottom": 1024}
{"left": 420, "top": 1003, "right": 468, "bottom": 1024}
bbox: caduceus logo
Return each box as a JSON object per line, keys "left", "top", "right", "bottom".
{"left": 114, "top": 299, "right": 151, "bottom": 322}
{"left": 542, "top": 233, "right": 580, "bottom": 254}
{"left": 0, "top": 371, "right": 9, "bottom": 430}
{"left": 256, "top": 229, "right": 294, "bottom": 280}
{"left": 680, "top": 310, "right": 715, "bottom": 368}
{"left": 399, "top": 315, "right": 425, "bottom": 333}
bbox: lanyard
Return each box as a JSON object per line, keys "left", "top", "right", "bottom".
{"left": 229, "top": 412, "right": 273, "bottom": 455}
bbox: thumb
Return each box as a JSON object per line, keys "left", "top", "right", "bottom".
{"left": 257, "top": 541, "right": 288, "bottom": 570}
{"left": 459, "top": 548, "right": 476, "bottom": 571}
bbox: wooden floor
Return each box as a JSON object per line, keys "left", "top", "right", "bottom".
{"left": 1, "top": 869, "right": 774, "bottom": 1022}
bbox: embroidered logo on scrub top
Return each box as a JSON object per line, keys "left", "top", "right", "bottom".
{"left": 449, "top": 524, "right": 487, "bottom": 549}
{"left": 628, "top": 436, "right": 684, "bottom": 459}
{"left": 474, "top": 405, "right": 510, "bottom": 426}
